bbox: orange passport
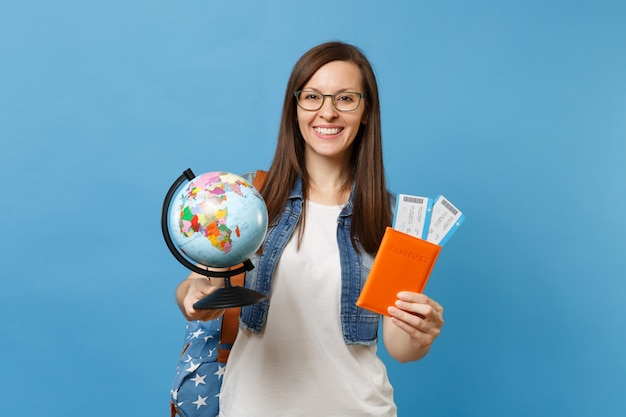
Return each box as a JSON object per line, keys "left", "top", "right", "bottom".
{"left": 356, "top": 227, "right": 442, "bottom": 317}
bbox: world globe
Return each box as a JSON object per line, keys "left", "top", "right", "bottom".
{"left": 167, "top": 171, "right": 268, "bottom": 269}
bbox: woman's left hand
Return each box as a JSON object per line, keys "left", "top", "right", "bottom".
{"left": 385, "top": 291, "right": 444, "bottom": 360}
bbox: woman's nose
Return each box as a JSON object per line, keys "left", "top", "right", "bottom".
{"left": 318, "top": 96, "right": 338, "bottom": 119}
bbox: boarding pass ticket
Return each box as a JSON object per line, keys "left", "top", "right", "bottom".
{"left": 393, "top": 194, "right": 433, "bottom": 239}
{"left": 426, "top": 195, "right": 465, "bottom": 246}
{"left": 393, "top": 193, "right": 465, "bottom": 246}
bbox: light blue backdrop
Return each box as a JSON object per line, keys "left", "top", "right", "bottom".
{"left": 1, "top": 1, "right": 624, "bottom": 416}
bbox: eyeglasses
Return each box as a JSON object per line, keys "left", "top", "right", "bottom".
{"left": 294, "top": 90, "right": 366, "bottom": 112}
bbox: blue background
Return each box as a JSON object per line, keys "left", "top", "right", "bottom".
{"left": 1, "top": 1, "right": 625, "bottom": 416}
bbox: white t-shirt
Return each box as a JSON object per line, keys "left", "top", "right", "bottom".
{"left": 218, "top": 201, "right": 396, "bottom": 417}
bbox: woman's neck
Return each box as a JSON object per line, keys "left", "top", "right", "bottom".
{"left": 305, "top": 156, "right": 352, "bottom": 206}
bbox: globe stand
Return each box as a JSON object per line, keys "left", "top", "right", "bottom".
{"left": 161, "top": 168, "right": 268, "bottom": 309}
{"left": 192, "top": 262, "right": 268, "bottom": 310}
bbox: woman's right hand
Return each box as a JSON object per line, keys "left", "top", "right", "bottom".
{"left": 177, "top": 275, "right": 226, "bottom": 322}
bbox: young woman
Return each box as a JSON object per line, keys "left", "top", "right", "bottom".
{"left": 176, "top": 41, "right": 444, "bottom": 417}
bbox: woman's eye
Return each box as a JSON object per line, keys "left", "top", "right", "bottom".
{"left": 336, "top": 94, "right": 355, "bottom": 102}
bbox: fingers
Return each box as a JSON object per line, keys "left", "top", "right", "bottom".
{"left": 183, "top": 300, "right": 225, "bottom": 321}
{"left": 397, "top": 291, "right": 444, "bottom": 315}
{"left": 182, "top": 278, "right": 225, "bottom": 321}
{"left": 188, "top": 308, "right": 226, "bottom": 322}
{"left": 388, "top": 292, "right": 444, "bottom": 343}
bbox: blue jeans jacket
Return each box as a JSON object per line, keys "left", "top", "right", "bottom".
{"left": 239, "top": 173, "right": 395, "bottom": 346}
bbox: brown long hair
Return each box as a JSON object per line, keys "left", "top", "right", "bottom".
{"left": 261, "top": 41, "right": 391, "bottom": 254}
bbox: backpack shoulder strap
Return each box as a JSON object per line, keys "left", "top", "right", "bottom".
{"left": 252, "top": 169, "right": 268, "bottom": 190}
{"left": 217, "top": 169, "right": 268, "bottom": 363}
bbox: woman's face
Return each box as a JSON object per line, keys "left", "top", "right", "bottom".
{"left": 296, "top": 60, "right": 367, "bottom": 164}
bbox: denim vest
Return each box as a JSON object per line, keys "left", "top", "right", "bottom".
{"left": 239, "top": 173, "right": 395, "bottom": 346}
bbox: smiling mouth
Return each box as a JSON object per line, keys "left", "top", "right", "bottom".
{"left": 314, "top": 127, "right": 343, "bottom": 135}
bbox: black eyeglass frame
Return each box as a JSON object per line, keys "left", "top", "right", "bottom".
{"left": 294, "top": 90, "right": 367, "bottom": 112}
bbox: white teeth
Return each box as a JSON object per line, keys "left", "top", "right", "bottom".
{"left": 315, "top": 127, "right": 341, "bottom": 135}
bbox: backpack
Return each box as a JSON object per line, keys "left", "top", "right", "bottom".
{"left": 169, "top": 170, "right": 267, "bottom": 417}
